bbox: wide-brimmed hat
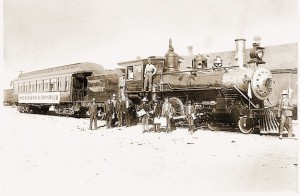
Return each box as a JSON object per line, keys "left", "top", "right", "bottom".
{"left": 142, "top": 97, "right": 148, "bottom": 102}
{"left": 281, "top": 90, "right": 288, "bottom": 95}
{"left": 187, "top": 100, "right": 192, "bottom": 104}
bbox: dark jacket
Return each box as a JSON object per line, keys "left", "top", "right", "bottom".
{"left": 116, "top": 100, "right": 125, "bottom": 114}
{"left": 185, "top": 104, "right": 195, "bottom": 117}
{"left": 89, "top": 102, "right": 98, "bottom": 115}
{"left": 153, "top": 104, "right": 162, "bottom": 117}
{"left": 140, "top": 102, "right": 151, "bottom": 112}
{"left": 105, "top": 101, "right": 114, "bottom": 115}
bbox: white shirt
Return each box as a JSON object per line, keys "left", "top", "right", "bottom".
{"left": 144, "top": 63, "right": 157, "bottom": 76}
{"left": 128, "top": 72, "right": 134, "bottom": 80}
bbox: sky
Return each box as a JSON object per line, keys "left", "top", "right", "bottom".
{"left": 2, "top": 0, "right": 299, "bottom": 89}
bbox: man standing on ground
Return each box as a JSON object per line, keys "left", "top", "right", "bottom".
{"left": 140, "top": 97, "right": 150, "bottom": 133}
{"left": 89, "top": 98, "right": 98, "bottom": 130}
{"left": 105, "top": 98, "right": 114, "bottom": 128}
{"left": 185, "top": 100, "right": 195, "bottom": 134}
{"left": 124, "top": 96, "right": 132, "bottom": 127}
{"left": 116, "top": 96, "right": 125, "bottom": 127}
{"left": 161, "top": 97, "right": 174, "bottom": 133}
{"left": 152, "top": 100, "right": 162, "bottom": 132}
{"left": 268, "top": 90, "right": 294, "bottom": 139}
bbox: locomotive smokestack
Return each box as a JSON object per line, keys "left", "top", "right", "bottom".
{"left": 235, "top": 39, "right": 246, "bottom": 68}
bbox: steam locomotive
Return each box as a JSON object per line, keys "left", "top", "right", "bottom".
{"left": 114, "top": 38, "right": 278, "bottom": 134}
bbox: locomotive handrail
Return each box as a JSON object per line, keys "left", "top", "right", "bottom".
{"left": 233, "top": 85, "right": 257, "bottom": 109}
{"left": 159, "top": 80, "right": 173, "bottom": 91}
{"left": 158, "top": 66, "right": 239, "bottom": 75}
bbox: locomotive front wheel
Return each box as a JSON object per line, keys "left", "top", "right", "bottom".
{"left": 238, "top": 117, "right": 254, "bottom": 134}
{"left": 207, "top": 122, "right": 219, "bottom": 131}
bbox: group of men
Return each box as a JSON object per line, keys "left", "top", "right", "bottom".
{"left": 89, "top": 95, "right": 198, "bottom": 134}
{"left": 89, "top": 94, "right": 133, "bottom": 130}
{"left": 137, "top": 97, "right": 197, "bottom": 134}
{"left": 89, "top": 90, "right": 295, "bottom": 140}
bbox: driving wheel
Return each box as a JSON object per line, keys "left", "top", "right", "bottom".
{"left": 238, "top": 117, "right": 254, "bottom": 134}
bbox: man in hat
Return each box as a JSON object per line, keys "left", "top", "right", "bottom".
{"left": 111, "top": 93, "right": 117, "bottom": 122}
{"left": 124, "top": 96, "right": 132, "bottom": 127}
{"left": 143, "top": 58, "right": 157, "bottom": 92}
{"left": 185, "top": 100, "right": 196, "bottom": 134}
{"left": 140, "top": 97, "right": 151, "bottom": 132}
{"left": 214, "top": 56, "right": 223, "bottom": 68}
{"left": 116, "top": 96, "right": 125, "bottom": 127}
{"left": 119, "top": 76, "right": 126, "bottom": 100}
{"left": 89, "top": 98, "right": 98, "bottom": 130}
{"left": 105, "top": 98, "right": 114, "bottom": 128}
{"left": 151, "top": 100, "right": 162, "bottom": 132}
{"left": 161, "top": 97, "right": 174, "bottom": 133}
{"left": 268, "top": 90, "right": 294, "bottom": 139}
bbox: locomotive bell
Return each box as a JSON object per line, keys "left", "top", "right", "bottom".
{"left": 164, "top": 38, "right": 179, "bottom": 72}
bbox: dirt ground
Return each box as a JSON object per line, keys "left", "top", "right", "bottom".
{"left": 0, "top": 106, "right": 298, "bottom": 196}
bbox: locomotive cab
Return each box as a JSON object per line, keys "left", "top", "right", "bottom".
{"left": 118, "top": 57, "right": 164, "bottom": 101}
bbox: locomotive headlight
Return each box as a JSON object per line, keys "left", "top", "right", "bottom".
{"left": 249, "top": 46, "right": 265, "bottom": 64}
{"left": 256, "top": 49, "right": 264, "bottom": 60}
